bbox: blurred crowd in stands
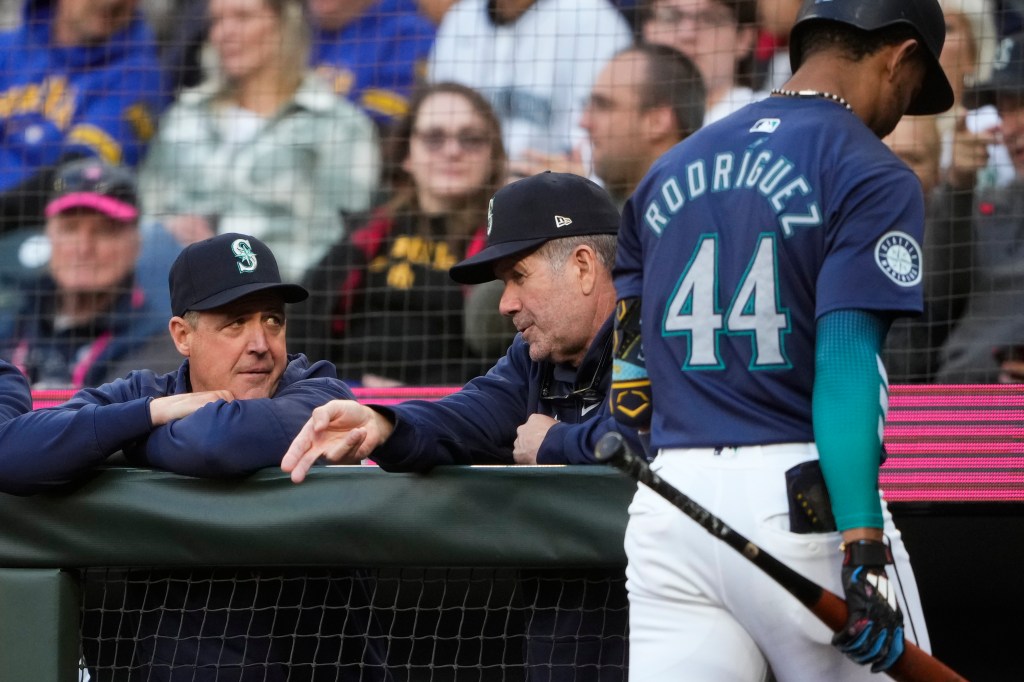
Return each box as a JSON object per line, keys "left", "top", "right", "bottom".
{"left": 2, "top": 0, "right": 1024, "bottom": 390}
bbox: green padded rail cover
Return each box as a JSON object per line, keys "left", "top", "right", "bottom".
{"left": 0, "top": 465, "right": 636, "bottom": 569}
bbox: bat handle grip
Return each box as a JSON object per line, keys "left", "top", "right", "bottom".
{"left": 595, "top": 431, "right": 629, "bottom": 465}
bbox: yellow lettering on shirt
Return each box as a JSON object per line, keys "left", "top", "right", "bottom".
{"left": 0, "top": 76, "right": 77, "bottom": 130}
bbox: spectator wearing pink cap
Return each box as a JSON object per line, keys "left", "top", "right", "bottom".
{"left": 0, "top": 157, "right": 180, "bottom": 389}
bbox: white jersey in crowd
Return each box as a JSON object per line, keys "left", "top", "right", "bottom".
{"left": 704, "top": 85, "right": 766, "bottom": 126}
{"left": 428, "top": 0, "right": 632, "bottom": 161}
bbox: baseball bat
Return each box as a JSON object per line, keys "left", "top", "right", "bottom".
{"left": 595, "top": 431, "right": 967, "bottom": 682}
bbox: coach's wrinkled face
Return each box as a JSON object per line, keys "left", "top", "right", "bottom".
{"left": 494, "top": 243, "right": 597, "bottom": 367}
{"left": 169, "top": 291, "right": 288, "bottom": 400}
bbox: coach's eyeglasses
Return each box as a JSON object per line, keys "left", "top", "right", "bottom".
{"left": 538, "top": 335, "right": 612, "bottom": 408}
{"left": 412, "top": 127, "right": 491, "bottom": 153}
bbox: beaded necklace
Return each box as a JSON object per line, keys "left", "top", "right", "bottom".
{"left": 770, "top": 88, "right": 854, "bottom": 115}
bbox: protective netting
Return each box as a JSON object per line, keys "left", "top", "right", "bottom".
{"left": 78, "top": 567, "right": 629, "bottom": 682}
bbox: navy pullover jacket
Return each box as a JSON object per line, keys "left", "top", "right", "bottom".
{"left": 0, "top": 359, "right": 31, "bottom": 421}
{"left": 0, "top": 354, "right": 353, "bottom": 495}
{"left": 371, "top": 315, "right": 641, "bottom": 470}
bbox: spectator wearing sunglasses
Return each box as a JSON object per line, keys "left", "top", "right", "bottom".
{"left": 283, "top": 171, "right": 643, "bottom": 682}
{"left": 291, "top": 82, "right": 515, "bottom": 387}
{"left": 0, "top": 158, "right": 180, "bottom": 389}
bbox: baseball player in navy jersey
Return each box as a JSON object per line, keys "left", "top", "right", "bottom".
{"left": 609, "top": 0, "right": 954, "bottom": 679}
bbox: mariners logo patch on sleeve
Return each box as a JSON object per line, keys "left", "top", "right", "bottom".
{"left": 875, "top": 231, "right": 922, "bottom": 286}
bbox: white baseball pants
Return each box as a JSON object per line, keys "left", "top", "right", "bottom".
{"left": 624, "top": 443, "right": 929, "bottom": 681}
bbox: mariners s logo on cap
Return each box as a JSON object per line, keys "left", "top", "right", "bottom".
{"left": 232, "top": 238, "right": 258, "bottom": 273}
{"left": 168, "top": 232, "right": 308, "bottom": 316}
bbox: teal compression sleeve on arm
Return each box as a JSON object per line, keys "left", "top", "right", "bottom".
{"left": 813, "top": 309, "right": 891, "bottom": 531}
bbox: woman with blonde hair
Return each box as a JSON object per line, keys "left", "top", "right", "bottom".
{"left": 139, "top": 0, "right": 381, "bottom": 281}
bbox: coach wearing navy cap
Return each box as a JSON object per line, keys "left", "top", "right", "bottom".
{"left": 283, "top": 171, "right": 642, "bottom": 682}
{"left": 449, "top": 170, "right": 620, "bottom": 285}
{"left": 0, "top": 232, "right": 383, "bottom": 674}
{"left": 0, "top": 231, "right": 353, "bottom": 494}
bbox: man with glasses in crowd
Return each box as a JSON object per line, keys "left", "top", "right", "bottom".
{"left": 509, "top": 42, "right": 706, "bottom": 208}
{"left": 282, "top": 171, "right": 644, "bottom": 681}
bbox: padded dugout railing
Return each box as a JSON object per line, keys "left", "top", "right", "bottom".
{"left": 28, "top": 383, "right": 1024, "bottom": 504}
{"left": 1, "top": 383, "right": 1021, "bottom": 681}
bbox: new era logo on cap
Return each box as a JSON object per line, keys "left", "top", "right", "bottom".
{"left": 449, "top": 171, "right": 621, "bottom": 285}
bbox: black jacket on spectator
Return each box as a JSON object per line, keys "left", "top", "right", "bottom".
{"left": 292, "top": 208, "right": 509, "bottom": 385}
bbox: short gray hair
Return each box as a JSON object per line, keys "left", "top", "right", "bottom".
{"left": 539, "top": 234, "right": 618, "bottom": 272}
{"left": 182, "top": 310, "right": 201, "bottom": 328}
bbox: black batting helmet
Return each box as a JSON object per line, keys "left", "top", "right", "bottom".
{"left": 789, "top": 0, "right": 954, "bottom": 116}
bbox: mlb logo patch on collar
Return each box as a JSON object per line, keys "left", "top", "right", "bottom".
{"left": 750, "top": 118, "right": 780, "bottom": 133}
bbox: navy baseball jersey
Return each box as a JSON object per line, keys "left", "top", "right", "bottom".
{"left": 614, "top": 97, "right": 926, "bottom": 450}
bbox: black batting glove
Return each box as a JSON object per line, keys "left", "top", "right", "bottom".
{"left": 831, "top": 539, "right": 905, "bottom": 672}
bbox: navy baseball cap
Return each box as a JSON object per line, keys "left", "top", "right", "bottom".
{"left": 449, "top": 172, "right": 620, "bottom": 285}
{"left": 964, "top": 33, "right": 1024, "bottom": 108}
{"left": 46, "top": 158, "right": 139, "bottom": 222}
{"left": 169, "top": 232, "right": 308, "bottom": 316}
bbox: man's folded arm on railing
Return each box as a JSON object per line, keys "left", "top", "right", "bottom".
{"left": 136, "top": 371, "right": 352, "bottom": 477}
{"left": 0, "top": 374, "right": 164, "bottom": 496}
{"left": 0, "top": 233, "right": 355, "bottom": 495}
